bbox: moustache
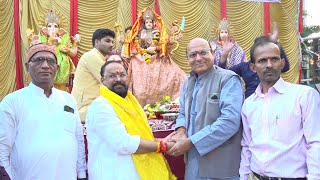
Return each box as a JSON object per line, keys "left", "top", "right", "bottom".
{"left": 112, "top": 82, "right": 126, "bottom": 88}
{"left": 263, "top": 69, "right": 276, "bottom": 74}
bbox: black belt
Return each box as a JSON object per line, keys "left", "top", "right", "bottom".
{"left": 253, "top": 171, "right": 306, "bottom": 180}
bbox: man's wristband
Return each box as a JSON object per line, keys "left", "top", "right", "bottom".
{"left": 156, "top": 141, "right": 168, "bottom": 153}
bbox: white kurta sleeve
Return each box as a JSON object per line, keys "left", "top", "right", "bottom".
{"left": 0, "top": 95, "right": 17, "bottom": 178}
{"left": 74, "top": 107, "right": 87, "bottom": 178}
{"left": 87, "top": 98, "right": 140, "bottom": 155}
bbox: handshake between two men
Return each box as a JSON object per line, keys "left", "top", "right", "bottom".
{"left": 159, "top": 127, "right": 193, "bottom": 157}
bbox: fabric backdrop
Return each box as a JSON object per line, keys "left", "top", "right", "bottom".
{"left": 0, "top": 0, "right": 300, "bottom": 100}
{"left": 0, "top": 0, "right": 16, "bottom": 101}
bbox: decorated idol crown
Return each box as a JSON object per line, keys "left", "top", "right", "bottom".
{"left": 218, "top": 18, "right": 229, "bottom": 31}
{"left": 45, "top": 10, "right": 60, "bottom": 25}
{"left": 212, "top": 18, "right": 232, "bottom": 38}
{"left": 143, "top": 9, "right": 154, "bottom": 21}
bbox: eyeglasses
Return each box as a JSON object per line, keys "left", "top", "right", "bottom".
{"left": 29, "top": 57, "right": 57, "bottom": 65}
{"left": 187, "top": 49, "right": 211, "bottom": 59}
{"left": 104, "top": 73, "right": 127, "bottom": 80}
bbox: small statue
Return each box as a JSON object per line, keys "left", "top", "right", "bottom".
{"left": 26, "top": 10, "right": 80, "bottom": 91}
{"left": 117, "top": 26, "right": 132, "bottom": 50}
{"left": 210, "top": 18, "right": 245, "bottom": 69}
{"left": 169, "top": 19, "right": 183, "bottom": 54}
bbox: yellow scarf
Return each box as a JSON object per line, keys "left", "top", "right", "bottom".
{"left": 100, "top": 85, "right": 176, "bottom": 180}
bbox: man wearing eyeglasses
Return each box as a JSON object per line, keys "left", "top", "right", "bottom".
{"left": 167, "top": 38, "right": 244, "bottom": 179}
{"left": 0, "top": 43, "right": 87, "bottom": 180}
{"left": 85, "top": 57, "right": 176, "bottom": 179}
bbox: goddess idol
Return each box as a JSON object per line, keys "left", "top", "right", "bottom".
{"left": 122, "top": 7, "right": 186, "bottom": 106}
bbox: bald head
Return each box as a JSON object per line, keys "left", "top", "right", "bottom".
{"left": 186, "top": 38, "right": 214, "bottom": 75}
{"left": 100, "top": 55, "right": 126, "bottom": 78}
{"left": 187, "top": 38, "right": 210, "bottom": 54}
{"left": 106, "top": 55, "right": 122, "bottom": 62}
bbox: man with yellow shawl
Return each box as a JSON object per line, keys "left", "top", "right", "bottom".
{"left": 86, "top": 55, "right": 176, "bottom": 180}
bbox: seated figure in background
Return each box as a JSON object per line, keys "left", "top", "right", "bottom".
{"left": 122, "top": 7, "right": 186, "bottom": 106}
{"left": 218, "top": 22, "right": 290, "bottom": 98}
{"left": 210, "top": 18, "right": 245, "bottom": 69}
{"left": 117, "top": 26, "right": 132, "bottom": 50}
{"left": 27, "top": 10, "right": 80, "bottom": 91}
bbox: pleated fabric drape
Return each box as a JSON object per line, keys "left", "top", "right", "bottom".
{"left": 0, "top": 0, "right": 300, "bottom": 100}
{"left": 0, "top": 0, "right": 16, "bottom": 100}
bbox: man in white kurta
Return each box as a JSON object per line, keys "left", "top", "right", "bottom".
{"left": 86, "top": 58, "right": 176, "bottom": 180}
{"left": 86, "top": 96, "right": 141, "bottom": 180}
{"left": 0, "top": 43, "right": 87, "bottom": 180}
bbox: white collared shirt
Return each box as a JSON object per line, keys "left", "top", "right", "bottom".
{"left": 86, "top": 96, "right": 140, "bottom": 180}
{"left": 0, "top": 83, "right": 87, "bottom": 180}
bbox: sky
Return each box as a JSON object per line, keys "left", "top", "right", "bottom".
{"left": 304, "top": 0, "right": 320, "bottom": 26}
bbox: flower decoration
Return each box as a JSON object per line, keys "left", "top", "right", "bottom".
{"left": 162, "top": 95, "right": 172, "bottom": 103}
{"left": 143, "top": 53, "right": 151, "bottom": 64}
{"left": 134, "top": 36, "right": 153, "bottom": 64}
{"left": 152, "top": 30, "right": 160, "bottom": 44}
{"left": 144, "top": 102, "right": 161, "bottom": 119}
{"left": 144, "top": 96, "right": 177, "bottom": 119}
